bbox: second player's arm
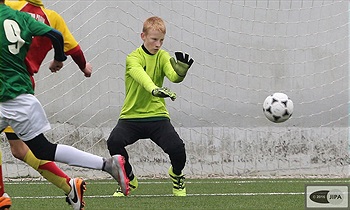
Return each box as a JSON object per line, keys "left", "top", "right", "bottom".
{"left": 43, "top": 29, "right": 67, "bottom": 72}
{"left": 50, "top": 11, "right": 91, "bottom": 77}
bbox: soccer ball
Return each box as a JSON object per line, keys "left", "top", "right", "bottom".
{"left": 263, "top": 93, "right": 293, "bottom": 123}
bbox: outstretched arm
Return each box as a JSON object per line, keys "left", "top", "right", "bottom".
{"left": 66, "top": 46, "right": 92, "bottom": 77}
{"left": 43, "top": 29, "right": 67, "bottom": 62}
{"left": 127, "top": 57, "right": 177, "bottom": 101}
{"left": 43, "top": 29, "right": 67, "bottom": 72}
{"left": 50, "top": 11, "right": 91, "bottom": 77}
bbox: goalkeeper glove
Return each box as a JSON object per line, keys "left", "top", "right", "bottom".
{"left": 152, "top": 87, "right": 177, "bottom": 101}
{"left": 170, "top": 52, "right": 194, "bottom": 77}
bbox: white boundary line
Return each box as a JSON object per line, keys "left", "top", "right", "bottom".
{"left": 6, "top": 180, "right": 345, "bottom": 199}
{"left": 6, "top": 179, "right": 350, "bottom": 185}
{"left": 11, "top": 192, "right": 304, "bottom": 199}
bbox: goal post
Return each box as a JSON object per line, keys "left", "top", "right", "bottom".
{"left": 1, "top": 0, "right": 349, "bottom": 179}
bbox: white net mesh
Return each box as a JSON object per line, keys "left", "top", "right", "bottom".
{"left": 1, "top": 0, "right": 349, "bottom": 179}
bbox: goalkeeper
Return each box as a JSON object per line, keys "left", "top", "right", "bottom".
{"left": 107, "top": 16, "right": 194, "bottom": 197}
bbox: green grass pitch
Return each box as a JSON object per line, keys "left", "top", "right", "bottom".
{"left": 4, "top": 178, "right": 349, "bottom": 209}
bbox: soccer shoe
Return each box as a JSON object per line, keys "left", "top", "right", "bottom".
{"left": 168, "top": 166, "right": 186, "bottom": 196}
{"left": 104, "top": 155, "right": 130, "bottom": 196}
{"left": 0, "top": 193, "right": 11, "bottom": 210}
{"left": 66, "top": 178, "right": 87, "bottom": 210}
{"left": 113, "top": 176, "right": 138, "bottom": 197}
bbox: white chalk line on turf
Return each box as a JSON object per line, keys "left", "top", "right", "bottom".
{"left": 11, "top": 192, "right": 304, "bottom": 199}
{"left": 6, "top": 179, "right": 350, "bottom": 185}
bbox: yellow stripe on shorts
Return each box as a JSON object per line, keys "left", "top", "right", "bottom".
{"left": 3, "top": 126, "right": 15, "bottom": 133}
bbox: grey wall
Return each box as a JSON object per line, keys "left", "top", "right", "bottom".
{"left": 1, "top": 0, "right": 349, "bottom": 179}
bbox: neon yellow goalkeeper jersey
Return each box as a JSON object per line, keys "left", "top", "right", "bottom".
{"left": 119, "top": 46, "right": 184, "bottom": 119}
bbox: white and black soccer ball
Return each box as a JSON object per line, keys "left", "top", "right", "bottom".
{"left": 263, "top": 93, "right": 294, "bottom": 123}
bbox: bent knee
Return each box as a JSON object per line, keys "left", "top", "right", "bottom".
{"left": 9, "top": 140, "right": 28, "bottom": 160}
{"left": 24, "top": 134, "right": 57, "bottom": 161}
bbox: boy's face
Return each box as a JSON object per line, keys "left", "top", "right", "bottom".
{"left": 141, "top": 29, "right": 165, "bottom": 55}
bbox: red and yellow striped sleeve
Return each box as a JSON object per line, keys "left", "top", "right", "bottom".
{"left": 45, "top": 10, "right": 79, "bottom": 52}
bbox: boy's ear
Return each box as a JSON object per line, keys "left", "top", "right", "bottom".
{"left": 141, "top": 32, "right": 146, "bottom": 41}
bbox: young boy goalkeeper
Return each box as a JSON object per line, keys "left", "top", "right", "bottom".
{"left": 107, "top": 16, "right": 194, "bottom": 196}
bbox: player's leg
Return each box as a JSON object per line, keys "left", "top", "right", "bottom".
{"left": 6, "top": 133, "right": 71, "bottom": 193}
{"left": 21, "top": 150, "right": 87, "bottom": 210}
{"left": 4, "top": 94, "right": 129, "bottom": 198}
{"left": 5, "top": 129, "right": 86, "bottom": 210}
{"left": 0, "top": 142, "right": 12, "bottom": 210}
{"left": 107, "top": 120, "right": 141, "bottom": 196}
{"left": 0, "top": 128, "right": 9, "bottom": 196}
{"left": 149, "top": 120, "right": 187, "bottom": 196}
{"left": 24, "top": 133, "right": 130, "bottom": 196}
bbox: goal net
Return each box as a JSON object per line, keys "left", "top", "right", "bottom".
{"left": 1, "top": 0, "right": 349, "bottom": 179}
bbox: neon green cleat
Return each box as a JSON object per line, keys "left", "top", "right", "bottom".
{"left": 113, "top": 176, "right": 138, "bottom": 197}
{"left": 168, "top": 166, "right": 186, "bottom": 196}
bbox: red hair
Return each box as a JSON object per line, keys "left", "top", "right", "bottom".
{"left": 143, "top": 16, "right": 166, "bottom": 35}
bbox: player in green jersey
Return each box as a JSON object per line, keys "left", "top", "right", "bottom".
{"left": 107, "top": 16, "right": 194, "bottom": 197}
{"left": 0, "top": 1, "right": 129, "bottom": 208}
{"left": 4, "top": 1, "right": 93, "bottom": 209}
